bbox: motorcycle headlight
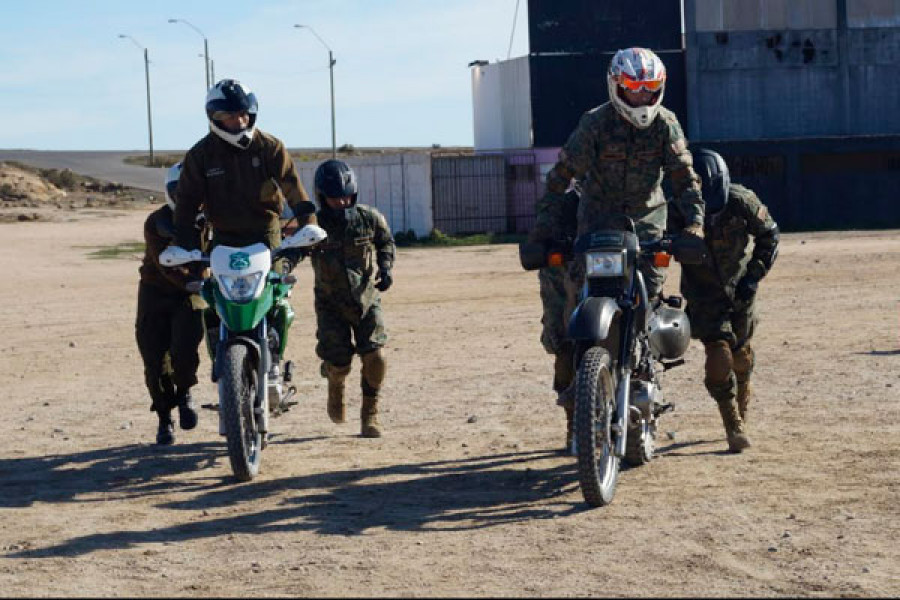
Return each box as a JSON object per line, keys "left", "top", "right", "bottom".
{"left": 218, "top": 271, "right": 263, "bottom": 303}
{"left": 585, "top": 251, "right": 625, "bottom": 278}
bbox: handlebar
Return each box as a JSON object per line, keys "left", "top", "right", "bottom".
{"left": 519, "top": 232, "right": 708, "bottom": 271}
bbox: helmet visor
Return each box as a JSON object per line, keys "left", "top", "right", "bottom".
{"left": 616, "top": 72, "right": 665, "bottom": 92}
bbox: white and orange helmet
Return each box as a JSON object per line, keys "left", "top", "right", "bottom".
{"left": 607, "top": 47, "right": 667, "bottom": 129}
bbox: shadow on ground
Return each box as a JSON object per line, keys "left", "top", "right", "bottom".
{"left": 8, "top": 448, "right": 584, "bottom": 558}
{"left": 0, "top": 442, "right": 226, "bottom": 508}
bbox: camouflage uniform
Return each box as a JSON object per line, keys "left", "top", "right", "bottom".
{"left": 312, "top": 204, "right": 396, "bottom": 435}
{"left": 534, "top": 103, "right": 704, "bottom": 299}
{"left": 136, "top": 206, "right": 205, "bottom": 416}
{"left": 673, "top": 183, "right": 779, "bottom": 451}
{"left": 533, "top": 102, "right": 703, "bottom": 448}
{"left": 537, "top": 185, "right": 581, "bottom": 401}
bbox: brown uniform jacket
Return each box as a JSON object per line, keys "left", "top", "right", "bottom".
{"left": 174, "top": 129, "right": 317, "bottom": 250}
{"left": 139, "top": 206, "right": 197, "bottom": 294}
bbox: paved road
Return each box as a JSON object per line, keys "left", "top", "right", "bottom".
{"left": 0, "top": 150, "right": 171, "bottom": 192}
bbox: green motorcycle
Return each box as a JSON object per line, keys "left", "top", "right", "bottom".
{"left": 160, "top": 224, "right": 327, "bottom": 481}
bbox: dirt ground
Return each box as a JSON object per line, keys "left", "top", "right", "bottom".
{"left": 1, "top": 205, "right": 898, "bottom": 597}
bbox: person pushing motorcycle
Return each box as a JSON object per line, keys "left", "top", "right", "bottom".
{"left": 530, "top": 47, "right": 705, "bottom": 449}
{"left": 135, "top": 163, "right": 204, "bottom": 445}
{"left": 173, "top": 79, "right": 318, "bottom": 254}
{"left": 671, "top": 148, "right": 779, "bottom": 453}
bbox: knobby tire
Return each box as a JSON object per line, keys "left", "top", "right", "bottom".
{"left": 575, "top": 346, "right": 620, "bottom": 507}
{"left": 220, "top": 343, "right": 262, "bottom": 482}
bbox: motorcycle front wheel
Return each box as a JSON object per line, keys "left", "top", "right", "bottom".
{"left": 575, "top": 346, "right": 620, "bottom": 507}
{"left": 219, "top": 343, "right": 262, "bottom": 482}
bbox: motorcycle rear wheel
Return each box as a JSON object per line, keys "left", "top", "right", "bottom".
{"left": 219, "top": 343, "right": 262, "bottom": 482}
{"left": 575, "top": 346, "right": 620, "bottom": 507}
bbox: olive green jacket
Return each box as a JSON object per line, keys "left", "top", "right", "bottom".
{"left": 677, "top": 184, "right": 778, "bottom": 305}
{"left": 311, "top": 204, "right": 396, "bottom": 314}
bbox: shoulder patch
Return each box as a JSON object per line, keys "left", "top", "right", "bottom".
{"left": 670, "top": 138, "right": 687, "bottom": 154}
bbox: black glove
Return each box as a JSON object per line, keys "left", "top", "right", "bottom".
{"left": 734, "top": 275, "right": 759, "bottom": 304}
{"left": 374, "top": 268, "right": 393, "bottom": 292}
{"left": 280, "top": 248, "right": 309, "bottom": 273}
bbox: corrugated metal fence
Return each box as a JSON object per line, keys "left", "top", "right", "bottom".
{"left": 431, "top": 152, "right": 542, "bottom": 235}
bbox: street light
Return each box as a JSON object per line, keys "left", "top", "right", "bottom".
{"left": 168, "top": 18, "right": 210, "bottom": 89}
{"left": 118, "top": 34, "right": 154, "bottom": 165}
{"left": 294, "top": 24, "right": 336, "bottom": 158}
{"left": 198, "top": 53, "right": 216, "bottom": 83}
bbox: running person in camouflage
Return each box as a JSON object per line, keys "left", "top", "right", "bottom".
{"left": 537, "top": 183, "right": 581, "bottom": 442}
{"left": 136, "top": 163, "right": 204, "bottom": 445}
{"left": 671, "top": 149, "right": 779, "bottom": 453}
{"left": 530, "top": 47, "right": 705, "bottom": 448}
{"left": 311, "top": 160, "right": 396, "bottom": 438}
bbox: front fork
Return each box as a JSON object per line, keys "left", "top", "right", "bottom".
{"left": 210, "top": 320, "right": 271, "bottom": 436}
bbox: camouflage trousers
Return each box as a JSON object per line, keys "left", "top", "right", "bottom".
{"left": 315, "top": 296, "right": 388, "bottom": 367}
{"left": 688, "top": 298, "right": 758, "bottom": 402}
{"left": 538, "top": 266, "right": 578, "bottom": 398}
{"left": 538, "top": 265, "right": 569, "bottom": 355}
{"left": 135, "top": 282, "right": 204, "bottom": 412}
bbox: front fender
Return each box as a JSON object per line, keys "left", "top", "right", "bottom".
{"left": 213, "top": 336, "right": 261, "bottom": 382}
{"left": 567, "top": 296, "right": 622, "bottom": 343}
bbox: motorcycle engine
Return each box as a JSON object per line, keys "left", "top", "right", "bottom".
{"left": 631, "top": 380, "right": 661, "bottom": 419}
{"left": 647, "top": 306, "right": 691, "bottom": 360}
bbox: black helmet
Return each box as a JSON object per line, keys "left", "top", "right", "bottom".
{"left": 164, "top": 161, "right": 182, "bottom": 211}
{"left": 692, "top": 148, "right": 730, "bottom": 218}
{"left": 205, "top": 79, "right": 258, "bottom": 149}
{"left": 314, "top": 159, "right": 358, "bottom": 207}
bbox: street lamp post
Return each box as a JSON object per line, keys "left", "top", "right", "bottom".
{"left": 118, "top": 34, "right": 154, "bottom": 165}
{"left": 294, "top": 24, "right": 336, "bottom": 158}
{"left": 198, "top": 54, "right": 216, "bottom": 83}
{"left": 169, "top": 18, "right": 210, "bottom": 89}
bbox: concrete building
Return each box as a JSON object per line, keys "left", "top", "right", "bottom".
{"left": 463, "top": 0, "right": 900, "bottom": 232}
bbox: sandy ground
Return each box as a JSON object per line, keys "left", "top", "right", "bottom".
{"left": 1, "top": 208, "right": 898, "bottom": 597}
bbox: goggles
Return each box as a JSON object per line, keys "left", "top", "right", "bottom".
{"left": 615, "top": 72, "right": 665, "bottom": 93}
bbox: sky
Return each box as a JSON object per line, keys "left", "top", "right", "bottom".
{"left": 1, "top": 0, "right": 530, "bottom": 151}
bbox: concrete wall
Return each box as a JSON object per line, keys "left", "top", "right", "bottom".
{"left": 294, "top": 153, "right": 433, "bottom": 237}
{"left": 471, "top": 57, "right": 533, "bottom": 152}
{"left": 685, "top": 0, "right": 900, "bottom": 140}
{"left": 696, "top": 136, "right": 900, "bottom": 231}
{"left": 847, "top": 0, "right": 900, "bottom": 26}
{"left": 694, "top": 0, "right": 837, "bottom": 31}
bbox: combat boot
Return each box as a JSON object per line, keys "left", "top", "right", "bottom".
{"left": 360, "top": 350, "right": 386, "bottom": 438}
{"left": 323, "top": 362, "right": 351, "bottom": 424}
{"left": 563, "top": 404, "right": 575, "bottom": 454}
{"left": 361, "top": 396, "right": 382, "bottom": 438}
{"left": 732, "top": 344, "right": 755, "bottom": 424}
{"left": 176, "top": 387, "right": 198, "bottom": 430}
{"left": 156, "top": 410, "right": 175, "bottom": 446}
{"left": 716, "top": 398, "right": 750, "bottom": 453}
